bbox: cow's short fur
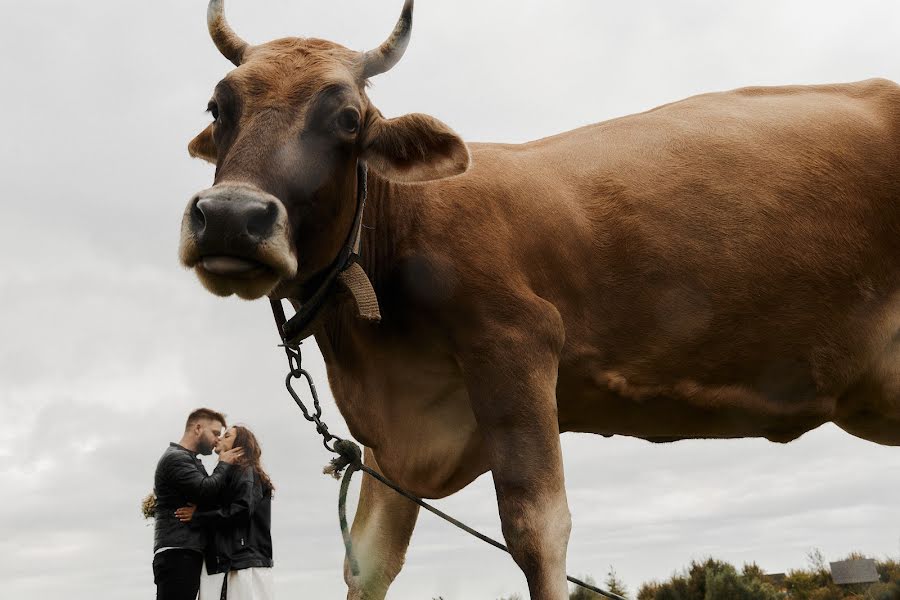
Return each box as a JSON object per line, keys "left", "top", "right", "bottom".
{"left": 179, "top": 8, "right": 900, "bottom": 599}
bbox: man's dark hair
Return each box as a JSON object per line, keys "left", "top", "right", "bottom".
{"left": 185, "top": 408, "right": 227, "bottom": 431}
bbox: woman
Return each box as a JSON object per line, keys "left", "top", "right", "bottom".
{"left": 176, "top": 425, "right": 275, "bottom": 600}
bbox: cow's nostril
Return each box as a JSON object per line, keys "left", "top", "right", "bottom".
{"left": 191, "top": 198, "right": 206, "bottom": 232}
{"left": 246, "top": 202, "right": 279, "bottom": 238}
{"left": 189, "top": 193, "right": 278, "bottom": 245}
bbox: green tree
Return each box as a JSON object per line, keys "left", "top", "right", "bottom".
{"left": 705, "top": 563, "right": 784, "bottom": 600}
{"left": 604, "top": 566, "right": 630, "bottom": 599}
{"left": 784, "top": 568, "right": 828, "bottom": 600}
{"left": 807, "top": 548, "right": 828, "bottom": 575}
{"left": 741, "top": 563, "right": 767, "bottom": 582}
{"left": 636, "top": 558, "right": 782, "bottom": 600}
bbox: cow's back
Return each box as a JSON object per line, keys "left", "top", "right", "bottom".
{"left": 426, "top": 78, "right": 900, "bottom": 441}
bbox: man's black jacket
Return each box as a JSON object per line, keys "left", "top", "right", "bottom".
{"left": 194, "top": 466, "right": 273, "bottom": 573}
{"left": 153, "top": 442, "right": 232, "bottom": 552}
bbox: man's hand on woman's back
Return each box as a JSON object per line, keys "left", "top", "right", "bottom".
{"left": 175, "top": 504, "right": 196, "bottom": 523}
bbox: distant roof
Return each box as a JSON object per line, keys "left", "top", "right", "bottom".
{"left": 764, "top": 573, "right": 786, "bottom": 586}
{"left": 829, "top": 559, "right": 879, "bottom": 585}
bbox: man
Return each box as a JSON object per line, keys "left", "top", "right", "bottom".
{"left": 152, "top": 408, "right": 244, "bottom": 600}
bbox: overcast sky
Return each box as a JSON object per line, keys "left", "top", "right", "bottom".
{"left": 2, "top": 1, "right": 899, "bottom": 599}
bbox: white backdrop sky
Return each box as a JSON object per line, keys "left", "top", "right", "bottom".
{"left": 1, "top": 1, "right": 899, "bottom": 599}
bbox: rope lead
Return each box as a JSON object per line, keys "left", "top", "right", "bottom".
{"left": 325, "top": 439, "right": 364, "bottom": 576}
{"left": 337, "top": 462, "right": 362, "bottom": 577}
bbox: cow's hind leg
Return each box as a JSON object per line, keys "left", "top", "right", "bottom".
{"left": 459, "top": 297, "right": 571, "bottom": 600}
{"left": 345, "top": 447, "right": 420, "bottom": 600}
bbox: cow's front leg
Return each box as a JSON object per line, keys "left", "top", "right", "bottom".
{"left": 460, "top": 305, "right": 571, "bottom": 600}
{"left": 344, "top": 446, "right": 420, "bottom": 600}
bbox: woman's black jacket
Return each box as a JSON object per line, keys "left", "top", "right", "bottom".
{"left": 193, "top": 465, "right": 273, "bottom": 574}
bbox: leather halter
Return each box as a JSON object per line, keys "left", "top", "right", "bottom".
{"left": 269, "top": 161, "right": 381, "bottom": 345}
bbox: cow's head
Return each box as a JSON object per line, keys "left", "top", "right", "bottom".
{"left": 179, "top": 0, "right": 469, "bottom": 299}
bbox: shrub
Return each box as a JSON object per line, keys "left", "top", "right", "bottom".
{"left": 877, "top": 559, "right": 900, "bottom": 586}
{"left": 636, "top": 558, "right": 782, "bottom": 600}
{"left": 864, "top": 581, "right": 900, "bottom": 600}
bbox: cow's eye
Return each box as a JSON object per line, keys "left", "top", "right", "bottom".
{"left": 337, "top": 107, "right": 360, "bottom": 134}
{"left": 207, "top": 101, "right": 220, "bottom": 122}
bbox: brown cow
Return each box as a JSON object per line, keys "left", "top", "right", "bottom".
{"left": 178, "top": 1, "right": 900, "bottom": 598}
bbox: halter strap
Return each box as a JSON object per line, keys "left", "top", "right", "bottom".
{"left": 270, "top": 161, "right": 380, "bottom": 345}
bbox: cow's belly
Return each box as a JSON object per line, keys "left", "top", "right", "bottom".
{"left": 556, "top": 364, "right": 837, "bottom": 443}
{"left": 555, "top": 291, "right": 900, "bottom": 444}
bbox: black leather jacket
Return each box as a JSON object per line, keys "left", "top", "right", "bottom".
{"left": 153, "top": 443, "right": 233, "bottom": 552}
{"left": 195, "top": 466, "right": 273, "bottom": 573}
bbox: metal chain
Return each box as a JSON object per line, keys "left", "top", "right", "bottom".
{"left": 278, "top": 340, "right": 627, "bottom": 600}
{"left": 282, "top": 342, "right": 341, "bottom": 453}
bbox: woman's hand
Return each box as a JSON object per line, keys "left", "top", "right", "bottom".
{"left": 175, "top": 503, "right": 196, "bottom": 523}
{"left": 219, "top": 447, "right": 244, "bottom": 464}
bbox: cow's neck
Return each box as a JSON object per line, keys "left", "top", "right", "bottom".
{"left": 357, "top": 172, "right": 415, "bottom": 292}
{"left": 314, "top": 170, "right": 422, "bottom": 361}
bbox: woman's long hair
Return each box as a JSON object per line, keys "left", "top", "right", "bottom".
{"left": 232, "top": 425, "right": 274, "bottom": 496}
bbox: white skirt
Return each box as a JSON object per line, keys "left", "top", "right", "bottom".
{"left": 200, "top": 562, "right": 274, "bottom": 600}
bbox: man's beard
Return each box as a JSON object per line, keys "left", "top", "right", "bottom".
{"left": 196, "top": 438, "right": 215, "bottom": 455}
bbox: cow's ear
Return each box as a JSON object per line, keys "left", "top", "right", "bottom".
{"left": 362, "top": 113, "right": 469, "bottom": 182}
{"left": 188, "top": 124, "right": 218, "bottom": 165}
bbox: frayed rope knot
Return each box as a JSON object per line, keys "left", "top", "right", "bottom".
{"left": 323, "top": 438, "right": 364, "bottom": 576}
{"left": 322, "top": 438, "right": 363, "bottom": 479}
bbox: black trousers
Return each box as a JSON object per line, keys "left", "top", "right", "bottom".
{"left": 153, "top": 549, "right": 203, "bottom": 600}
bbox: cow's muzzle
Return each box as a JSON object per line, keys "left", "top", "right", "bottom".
{"left": 179, "top": 183, "right": 297, "bottom": 299}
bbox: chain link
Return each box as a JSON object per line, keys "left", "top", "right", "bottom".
{"left": 282, "top": 342, "right": 342, "bottom": 453}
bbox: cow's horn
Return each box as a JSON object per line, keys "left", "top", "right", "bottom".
{"left": 207, "top": 0, "right": 249, "bottom": 66}
{"left": 361, "top": 0, "right": 413, "bottom": 78}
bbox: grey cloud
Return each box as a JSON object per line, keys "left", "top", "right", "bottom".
{"left": 2, "top": 1, "right": 900, "bottom": 599}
